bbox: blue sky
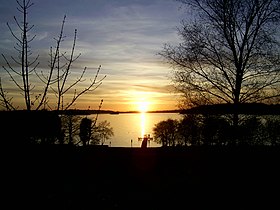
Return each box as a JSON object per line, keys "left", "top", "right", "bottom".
{"left": 0, "top": 0, "right": 187, "bottom": 111}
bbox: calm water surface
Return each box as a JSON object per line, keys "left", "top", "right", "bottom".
{"left": 89, "top": 112, "right": 182, "bottom": 147}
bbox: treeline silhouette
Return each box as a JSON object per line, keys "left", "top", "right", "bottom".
{"left": 2, "top": 106, "right": 279, "bottom": 209}
{"left": 1, "top": 103, "right": 279, "bottom": 146}
{"left": 1, "top": 110, "right": 62, "bottom": 144}
{"left": 181, "top": 103, "right": 280, "bottom": 115}
{"left": 153, "top": 103, "right": 280, "bottom": 147}
{"left": 0, "top": 110, "right": 106, "bottom": 145}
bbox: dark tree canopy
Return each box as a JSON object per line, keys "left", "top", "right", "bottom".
{"left": 161, "top": 0, "right": 280, "bottom": 108}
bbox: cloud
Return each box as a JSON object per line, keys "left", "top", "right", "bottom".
{"left": 0, "top": 0, "right": 186, "bottom": 111}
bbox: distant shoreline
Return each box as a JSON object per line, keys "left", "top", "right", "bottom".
{"left": 1, "top": 103, "right": 279, "bottom": 115}
{"left": 54, "top": 109, "right": 181, "bottom": 115}
{"left": 0, "top": 109, "right": 181, "bottom": 115}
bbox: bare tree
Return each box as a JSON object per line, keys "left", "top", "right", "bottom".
{"left": 59, "top": 99, "right": 103, "bottom": 145}
{"left": 77, "top": 99, "right": 114, "bottom": 146}
{"left": 36, "top": 15, "right": 105, "bottom": 111}
{"left": 95, "top": 120, "right": 114, "bottom": 145}
{"left": 160, "top": 0, "right": 280, "bottom": 110}
{"left": 78, "top": 118, "right": 114, "bottom": 146}
{"left": 1, "top": 0, "right": 38, "bottom": 110}
{"left": 0, "top": 78, "right": 16, "bottom": 110}
{"left": 1, "top": 0, "right": 105, "bottom": 111}
{"left": 61, "top": 114, "right": 81, "bottom": 145}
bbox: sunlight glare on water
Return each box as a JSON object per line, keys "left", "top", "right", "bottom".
{"left": 93, "top": 112, "right": 182, "bottom": 147}
{"left": 140, "top": 113, "right": 146, "bottom": 138}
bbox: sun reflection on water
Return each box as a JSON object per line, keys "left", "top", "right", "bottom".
{"left": 140, "top": 112, "right": 146, "bottom": 138}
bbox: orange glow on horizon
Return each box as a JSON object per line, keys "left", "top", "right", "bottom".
{"left": 137, "top": 100, "right": 149, "bottom": 113}
{"left": 70, "top": 101, "right": 177, "bottom": 112}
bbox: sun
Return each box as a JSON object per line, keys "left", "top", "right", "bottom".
{"left": 138, "top": 101, "right": 149, "bottom": 113}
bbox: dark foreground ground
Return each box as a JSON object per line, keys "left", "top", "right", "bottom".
{"left": 2, "top": 145, "right": 280, "bottom": 210}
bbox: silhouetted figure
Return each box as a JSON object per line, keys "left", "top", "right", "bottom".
{"left": 141, "top": 137, "right": 148, "bottom": 148}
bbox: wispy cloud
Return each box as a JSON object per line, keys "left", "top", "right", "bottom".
{"left": 0, "top": 0, "right": 186, "bottom": 111}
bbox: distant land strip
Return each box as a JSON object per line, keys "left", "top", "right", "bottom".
{"left": 0, "top": 103, "right": 278, "bottom": 115}
{"left": 56, "top": 109, "right": 181, "bottom": 115}
{"left": 181, "top": 103, "right": 280, "bottom": 115}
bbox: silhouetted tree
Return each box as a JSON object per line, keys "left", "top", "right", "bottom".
{"left": 0, "top": 0, "right": 106, "bottom": 145}
{"left": 201, "top": 115, "right": 232, "bottom": 145}
{"left": 0, "top": 110, "right": 62, "bottom": 144}
{"left": 61, "top": 113, "right": 81, "bottom": 145}
{"left": 0, "top": 0, "right": 105, "bottom": 111}
{"left": 155, "top": 112, "right": 280, "bottom": 147}
{"left": 263, "top": 117, "right": 280, "bottom": 145}
{"left": 78, "top": 118, "right": 114, "bottom": 146}
{"left": 1, "top": 0, "right": 37, "bottom": 110}
{"left": 79, "top": 117, "right": 92, "bottom": 146}
{"left": 94, "top": 120, "right": 114, "bottom": 145}
{"left": 153, "top": 119, "right": 179, "bottom": 147}
{"left": 177, "top": 114, "right": 201, "bottom": 146}
{"left": 160, "top": 0, "right": 280, "bottom": 139}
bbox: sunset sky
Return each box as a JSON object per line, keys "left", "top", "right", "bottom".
{"left": 0, "top": 0, "right": 188, "bottom": 112}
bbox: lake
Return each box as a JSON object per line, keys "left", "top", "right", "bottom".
{"left": 89, "top": 112, "right": 182, "bottom": 147}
